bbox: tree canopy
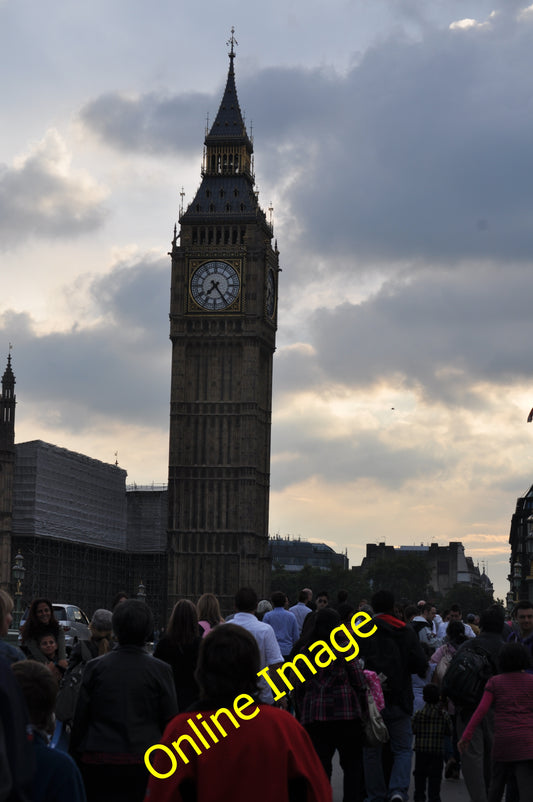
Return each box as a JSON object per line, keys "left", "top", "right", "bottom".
{"left": 269, "top": 558, "right": 492, "bottom": 614}
{"left": 440, "top": 582, "right": 494, "bottom": 615}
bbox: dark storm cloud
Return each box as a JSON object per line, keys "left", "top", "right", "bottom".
{"left": 264, "top": 16, "right": 533, "bottom": 263}
{"left": 81, "top": 10, "right": 533, "bottom": 264}
{"left": 276, "top": 263, "right": 533, "bottom": 405}
{"left": 0, "top": 132, "right": 107, "bottom": 247}
{"left": 0, "top": 257, "right": 170, "bottom": 430}
{"left": 80, "top": 91, "right": 213, "bottom": 155}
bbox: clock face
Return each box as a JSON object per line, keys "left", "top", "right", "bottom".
{"left": 266, "top": 269, "right": 276, "bottom": 317}
{"left": 190, "top": 261, "right": 240, "bottom": 311}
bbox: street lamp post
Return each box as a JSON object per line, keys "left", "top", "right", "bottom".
{"left": 11, "top": 552, "right": 25, "bottom": 630}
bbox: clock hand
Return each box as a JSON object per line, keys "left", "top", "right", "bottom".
{"left": 213, "top": 284, "right": 227, "bottom": 301}
{"left": 206, "top": 279, "right": 219, "bottom": 296}
{"left": 207, "top": 279, "right": 227, "bottom": 301}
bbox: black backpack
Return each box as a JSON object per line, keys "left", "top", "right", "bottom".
{"left": 55, "top": 640, "right": 93, "bottom": 723}
{"left": 441, "top": 643, "right": 496, "bottom": 709}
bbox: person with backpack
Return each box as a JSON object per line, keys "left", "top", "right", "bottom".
{"left": 360, "top": 589, "right": 427, "bottom": 802}
{"left": 444, "top": 605, "right": 505, "bottom": 802}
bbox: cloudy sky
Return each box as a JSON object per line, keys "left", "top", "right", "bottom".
{"left": 2, "top": 0, "right": 533, "bottom": 599}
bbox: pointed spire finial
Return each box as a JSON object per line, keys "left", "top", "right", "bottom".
{"left": 227, "top": 27, "right": 238, "bottom": 61}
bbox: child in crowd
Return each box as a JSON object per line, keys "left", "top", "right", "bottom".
{"left": 412, "top": 683, "right": 452, "bottom": 802}
{"left": 12, "top": 660, "right": 86, "bottom": 802}
{"left": 37, "top": 632, "right": 65, "bottom": 685}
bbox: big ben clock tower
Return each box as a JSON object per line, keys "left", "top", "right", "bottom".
{"left": 167, "top": 32, "right": 279, "bottom": 611}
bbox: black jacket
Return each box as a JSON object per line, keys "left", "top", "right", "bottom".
{"left": 359, "top": 614, "right": 428, "bottom": 715}
{"left": 70, "top": 644, "right": 178, "bottom": 757}
{"left": 153, "top": 636, "right": 201, "bottom": 711}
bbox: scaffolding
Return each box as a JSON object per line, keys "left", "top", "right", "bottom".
{"left": 11, "top": 441, "right": 168, "bottom": 627}
{"left": 13, "top": 441, "right": 127, "bottom": 548}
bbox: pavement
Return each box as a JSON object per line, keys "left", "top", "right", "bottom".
{"left": 331, "top": 753, "right": 471, "bottom": 801}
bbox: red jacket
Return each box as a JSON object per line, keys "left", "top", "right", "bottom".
{"left": 144, "top": 704, "right": 332, "bottom": 802}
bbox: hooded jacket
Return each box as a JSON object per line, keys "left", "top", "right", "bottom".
{"left": 359, "top": 613, "right": 428, "bottom": 715}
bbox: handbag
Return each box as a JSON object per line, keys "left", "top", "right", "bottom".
{"left": 363, "top": 685, "right": 389, "bottom": 747}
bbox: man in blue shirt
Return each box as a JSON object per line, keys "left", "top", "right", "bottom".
{"left": 264, "top": 591, "right": 299, "bottom": 659}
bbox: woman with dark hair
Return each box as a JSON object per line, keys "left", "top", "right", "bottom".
{"left": 292, "top": 607, "right": 367, "bottom": 802}
{"left": 69, "top": 600, "right": 177, "bottom": 802}
{"left": 196, "top": 593, "right": 224, "bottom": 637}
{"left": 21, "top": 598, "right": 67, "bottom": 669}
{"left": 144, "top": 624, "right": 332, "bottom": 802}
{"left": 458, "top": 642, "right": 533, "bottom": 801}
{"left": 153, "top": 599, "right": 202, "bottom": 709}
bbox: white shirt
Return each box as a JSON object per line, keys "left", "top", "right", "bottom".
{"left": 437, "top": 620, "right": 476, "bottom": 640}
{"left": 432, "top": 614, "right": 443, "bottom": 634}
{"left": 412, "top": 616, "right": 442, "bottom": 649}
{"left": 231, "top": 612, "right": 283, "bottom": 703}
{"left": 289, "top": 602, "right": 312, "bottom": 634}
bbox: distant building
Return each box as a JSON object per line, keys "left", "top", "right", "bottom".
{"left": 508, "top": 483, "right": 533, "bottom": 603}
{"left": 270, "top": 535, "right": 348, "bottom": 572}
{"left": 361, "top": 541, "right": 493, "bottom": 597}
{"left": 10, "top": 440, "right": 167, "bottom": 625}
{"left": 14, "top": 440, "right": 128, "bottom": 549}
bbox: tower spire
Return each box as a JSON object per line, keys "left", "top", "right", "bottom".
{"left": 0, "top": 351, "right": 16, "bottom": 451}
{"left": 227, "top": 26, "right": 237, "bottom": 61}
{"left": 205, "top": 27, "right": 250, "bottom": 152}
{"left": 182, "top": 29, "right": 259, "bottom": 222}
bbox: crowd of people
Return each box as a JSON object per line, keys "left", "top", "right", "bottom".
{"left": 1, "top": 584, "right": 533, "bottom": 802}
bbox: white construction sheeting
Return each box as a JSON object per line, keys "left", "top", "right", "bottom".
{"left": 13, "top": 440, "right": 128, "bottom": 549}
